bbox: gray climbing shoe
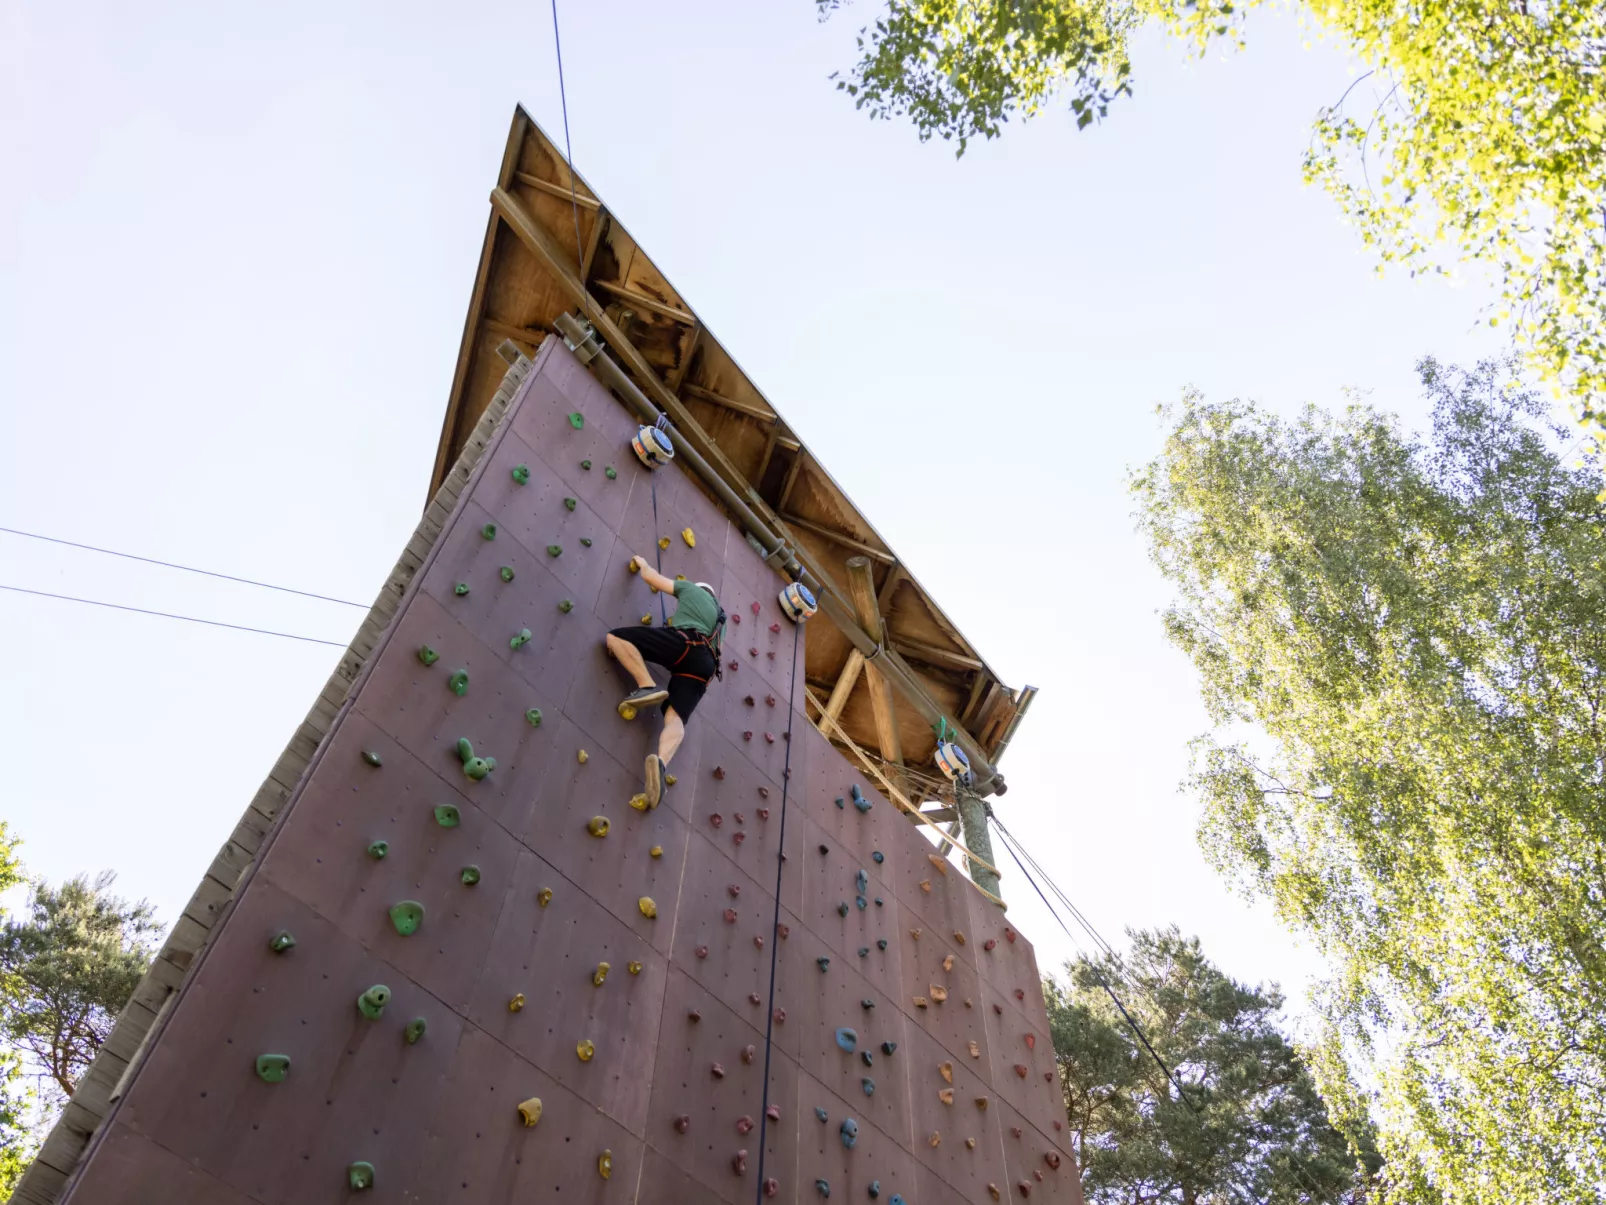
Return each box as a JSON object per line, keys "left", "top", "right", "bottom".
{"left": 645, "top": 753, "right": 665, "bottom": 808}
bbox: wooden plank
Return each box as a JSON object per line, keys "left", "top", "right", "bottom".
{"left": 593, "top": 278, "right": 696, "bottom": 325}
{"left": 780, "top": 512, "right": 895, "bottom": 565}
{"left": 429, "top": 212, "right": 501, "bottom": 498}
{"left": 666, "top": 322, "right": 702, "bottom": 392}
{"left": 890, "top": 638, "right": 984, "bottom": 672}
{"left": 776, "top": 452, "right": 806, "bottom": 512}
{"left": 877, "top": 563, "right": 905, "bottom": 616}
{"left": 823, "top": 650, "right": 865, "bottom": 723}
{"left": 580, "top": 208, "right": 609, "bottom": 284}
{"left": 481, "top": 318, "right": 545, "bottom": 348}
{"left": 680, "top": 381, "right": 774, "bottom": 422}
{"left": 959, "top": 671, "right": 990, "bottom": 728}
{"left": 513, "top": 170, "right": 601, "bottom": 209}
{"left": 845, "top": 556, "right": 904, "bottom": 771}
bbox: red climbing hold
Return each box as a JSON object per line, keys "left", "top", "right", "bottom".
{"left": 1044, "top": 1153, "right": 1061, "bottom": 1170}
{"left": 710, "top": 813, "right": 724, "bottom": 827}
{"left": 714, "top": 766, "right": 727, "bottom": 780}
{"left": 733, "top": 832, "right": 747, "bottom": 845}
{"left": 728, "top": 884, "right": 742, "bottom": 898}
{"left": 1015, "top": 989, "right": 1026, "bottom": 1001}
{"left": 769, "top": 623, "right": 780, "bottom": 633}
{"left": 1045, "top": 1072, "right": 1054, "bottom": 1081}
{"left": 743, "top": 731, "right": 754, "bottom": 741}
{"left": 984, "top": 939, "right": 998, "bottom": 952}
{"left": 1005, "top": 927, "right": 1017, "bottom": 943}
{"left": 1025, "top": 1034, "right": 1036, "bottom": 1049}
{"left": 732, "top": 613, "right": 741, "bottom": 624}
{"left": 695, "top": 946, "right": 709, "bottom": 960}
{"left": 764, "top": 1179, "right": 780, "bottom": 1198}
{"left": 729, "top": 660, "right": 740, "bottom": 671}
{"left": 766, "top": 1104, "right": 781, "bottom": 1121}
{"left": 1014, "top": 1065, "right": 1029, "bottom": 1078}
{"left": 724, "top": 908, "right": 738, "bottom": 923}
{"left": 994, "top": 1003, "right": 1003, "bottom": 1014}
{"left": 674, "top": 1115, "right": 691, "bottom": 1133}
{"left": 1054, "top": 1120, "right": 1064, "bottom": 1131}
{"left": 711, "top": 1063, "right": 726, "bottom": 1078}
{"left": 765, "top": 694, "right": 776, "bottom": 706}
{"left": 741, "top": 1044, "right": 756, "bottom": 1064}
{"left": 749, "top": 647, "right": 759, "bottom": 657}
{"left": 736, "top": 1116, "right": 754, "bottom": 1135}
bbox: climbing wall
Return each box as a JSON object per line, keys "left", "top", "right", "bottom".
{"left": 61, "top": 340, "right": 1080, "bottom": 1205}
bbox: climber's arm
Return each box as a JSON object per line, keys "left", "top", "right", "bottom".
{"left": 631, "top": 556, "right": 677, "bottom": 596}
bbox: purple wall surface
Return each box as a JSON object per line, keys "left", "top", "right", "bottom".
{"left": 62, "top": 342, "right": 1079, "bottom": 1205}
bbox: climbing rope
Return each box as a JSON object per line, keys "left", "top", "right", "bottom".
{"left": 752, "top": 614, "right": 803, "bottom": 1204}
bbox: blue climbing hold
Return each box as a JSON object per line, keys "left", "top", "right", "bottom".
{"left": 890, "top": 1197, "right": 905, "bottom": 1205}
{"left": 855, "top": 869, "right": 868, "bottom": 893}
{"left": 872, "top": 850, "right": 884, "bottom": 864}
{"left": 856, "top": 895, "right": 868, "bottom": 910}
{"left": 840, "top": 1118, "right": 858, "bottom": 1149}
{"left": 834, "top": 1027, "right": 857, "bottom": 1053}
{"left": 880, "top": 1040, "right": 897, "bottom": 1056}
{"left": 861, "top": 1077, "right": 875, "bottom": 1097}
{"left": 851, "top": 784, "right": 869, "bottom": 812}
{"left": 835, "top": 796, "right": 845, "bottom": 809}
{"left": 869, "top": 1181, "right": 881, "bottom": 1200}
{"left": 815, "top": 1106, "right": 829, "bottom": 1123}
{"left": 816, "top": 1179, "right": 832, "bottom": 1198}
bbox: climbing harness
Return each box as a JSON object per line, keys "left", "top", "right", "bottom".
{"left": 752, "top": 615, "right": 804, "bottom": 1204}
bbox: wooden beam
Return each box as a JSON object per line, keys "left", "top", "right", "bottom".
{"left": 877, "top": 563, "right": 905, "bottom": 616}
{"left": 579, "top": 207, "right": 608, "bottom": 283}
{"left": 481, "top": 318, "right": 546, "bottom": 349}
{"left": 823, "top": 650, "right": 865, "bottom": 723}
{"left": 431, "top": 211, "right": 502, "bottom": 498}
{"left": 681, "top": 382, "right": 775, "bottom": 422}
{"left": 753, "top": 423, "right": 782, "bottom": 488}
{"left": 776, "top": 451, "right": 806, "bottom": 512}
{"left": 779, "top": 513, "right": 895, "bottom": 565}
{"left": 594, "top": 278, "right": 697, "bottom": 325}
{"left": 666, "top": 322, "right": 702, "bottom": 392}
{"left": 965, "top": 679, "right": 1002, "bottom": 731}
{"left": 846, "top": 556, "right": 903, "bottom": 772}
{"left": 890, "top": 639, "right": 985, "bottom": 672}
{"left": 960, "top": 671, "right": 990, "bottom": 728}
{"left": 514, "top": 170, "right": 602, "bottom": 210}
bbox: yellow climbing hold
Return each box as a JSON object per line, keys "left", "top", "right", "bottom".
{"left": 588, "top": 816, "right": 610, "bottom": 838}
{"left": 919, "top": 879, "right": 932, "bottom": 893}
{"left": 628, "top": 559, "right": 641, "bottom": 575}
{"left": 939, "top": 1061, "right": 953, "bottom": 1084}
{"left": 578, "top": 749, "right": 589, "bottom": 764}
{"left": 638, "top": 896, "right": 658, "bottom": 919}
{"left": 509, "top": 993, "right": 526, "bottom": 1012}
{"left": 930, "top": 984, "right": 949, "bottom": 1003}
{"left": 965, "top": 1136, "right": 977, "bottom": 1149}
{"left": 928, "top": 853, "right": 949, "bottom": 876}
{"left": 518, "top": 1097, "right": 543, "bottom": 1127}
{"left": 913, "top": 996, "right": 929, "bottom": 1009}
{"left": 681, "top": 527, "right": 695, "bottom": 547}
{"left": 649, "top": 845, "right": 664, "bottom": 859}
{"left": 640, "top": 614, "right": 653, "bottom": 625}
{"left": 928, "top": 1132, "right": 942, "bottom": 1148}
{"left": 664, "top": 773, "right": 676, "bottom": 786}
{"left": 953, "top": 930, "right": 966, "bottom": 946}
{"left": 538, "top": 887, "right": 553, "bottom": 907}
{"left": 939, "top": 1088, "right": 955, "bottom": 1105}
{"left": 968, "top": 1040, "right": 981, "bottom": 1059}
{"left": 943, "top": 953, "right": 956, "bottom": 972}
{"left": 577, "top": 1039, "right": 595, "bottom": 1062}
{"left": 628, "top": 960, "right": 643, "bottom": 975}
{"left": 658, "top": 536, "right": 671, "bottom": 550}
{"left": 598, "top": 1150, "right": 613, "bottom": 1180}
{"left": 629, "top": 793, "right": 651, "bottom": 812}
{"left": 975, "top": 1095, "right": 989, "bottom": 1110}
{"left": 593, "top": 962, "right": 610, "bottom": 986}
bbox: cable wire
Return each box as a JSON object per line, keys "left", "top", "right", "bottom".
{"left": 549, "top": 0, "right": 597, "bottom": 331}
{"left": 0, "top": 526, "right": 365, "bottom": 608}
{"left": 0, "top": 583, "right": 348, "bottom": 647}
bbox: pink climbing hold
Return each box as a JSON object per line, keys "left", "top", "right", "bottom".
{"left": 724, "top": 908, "right": 738, "bottom": 923}
{"left": 733, "top": 831, "right": 747, "bottom": 845}
{"left": 674, "top": 1115, "right": 691, "bottom": 1134}
{"left": 749, "top": 647, "right": 758, "bottom": 657}
{"left": 728, "top": 884, "right": 742, "bottom": 898}
{"left": 734, "top": 812, "right": 745, "bottom": 824}
{"left": 729, "top": 660, "right": 739, "bottom": 672}
{"left": 732, "top": 613, "right": 741, "bottom": 624}
{"left": 758, "top": 786, "right": 770, "bottom": 799}
{"left": 1045, "top": 1071, "right": 1055, "bottom": 1081}
{"left": 994, "top": 1003, "right": 1004, "bottom": 1014}
{"left": 754, "top": 935, "right": 764, "bottom": 949}
{"left": 743, "top": 731, "right": 754, "bottom": 741}
{"left": 1005, "top": 927, "right": 1017, "bottom": 943}
{"left": 984, "top": 939, "right": 998, "bottom": 952}
{"left": 1015, "top": 988, "right": 1026, "bottom": 1001}
{"left": 1045, "top": 1153, "right": 1061, "bottom": 1170}
{"left": 765, "top": 694, "right": 776, "bottom": 706}
{"left": 711, "top": 1063, "right": 726, "bottom": 1078}
{"left": 757, "top": 808, "right": 770, "bottom": 820}
{"left": 766, "top": 1104, "right": 781, "bottom": 1122}
{"left": 1025, "top": 1034, "right": 1036, "bottom": 1049}
{"left": 732, "top": 1150, "right": 749, "bottom": 1176}
{"left": 764, "top": 1179, "right": 780, "bottom": 1198}
{"left": 749, "top": 992, "right": 763, "bottom": 1005}
{"left": 1053, "top": 1120, "right": 1064, "bottom": 1132}
{"left": 772, "top": 1006, "right": 786, "bottom": 1023}
{"left": 769, "top": 623, "right": 780, "bottom": 633}
{"left": 751, "top": 602, "right": 760, "bottom": 614}
{"left": 1014, "top": 1064, "right": 1029, "bottom": 1078}
{"left": 741, "top": 1044, "right": 756, "bottom": 1064}
{"left": 710, "top": 812, "right": 724, "bottom": 827}
{"left": 736, "top": 1116, "right": 754, "bottom": 1134}
{"left": 1011, "top": 1126, "right": 1023, "bottom": 1138}
{"left": 695, "top": 945, "right": 709, "bottom": 959}
{"left": 1017, "top": 1181, "right": 1031, "bottom": 1197}
{"left": 764, "top": 732, "right": 775, "bottom": 743}
{"left": 776, "top": 923, "right": 789, "bottom": 939}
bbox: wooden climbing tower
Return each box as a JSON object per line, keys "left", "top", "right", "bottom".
{"left": 14, "top": 108, "right": 1069, "bottom": 1205}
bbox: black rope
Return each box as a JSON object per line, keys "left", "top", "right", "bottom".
{"left": 752, "top": 616, "right": 804, "bottom": 1203}
{"left": 0, "top": 526, "right": 365, "bottom": 607}
{"left": 0, "top": 583, "right": 347, "bottom": 648}
{"left": 549, "top": 0, "right": 597, "bottom": 330}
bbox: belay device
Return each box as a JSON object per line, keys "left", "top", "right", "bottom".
{"left": 778, "top": 581, "right": 817, "bottom": 623}
{"left": 932, "top": 718, "right": 971, "bottom": 785}
{"left": 631, "top": 417, "right": 675, "bottom": 469}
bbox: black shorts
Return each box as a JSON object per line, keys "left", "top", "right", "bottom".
{"left": 609, "top": 625, "right": 717, "bottom": 721}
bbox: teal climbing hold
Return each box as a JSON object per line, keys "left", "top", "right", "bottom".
{"left": 876, "top": 938, "right": 888, "bottom": 951}
{"left": 890, "top": 1196, "right": 905, "bottom": 1205}
{"left": 604, "top": 466, "right": 617, "bottom": 479}
{"left": 434, "top": 804, "right": 461, "bottom": 827}
{"left": 457, "top": 737, "right": 496, "bottom": 780}
{"left": 500, "top": 566, "right": 515, "bottom": 583}
{"left": 869, "top": 1182, "right": 880, "bottom": 1200}
{"left": 362, "top": 750, "right": 382, "bottom": 767}
{"left": 567, "top": 412, "right": 584, "bottom": 429}
{"left": 418, "top": 645, "right": 439, "bottom": 666}
{"left": 525, "top": 708, "right": 543, "bottom": 727}
{"left": 817, "top": 956, "right": 831, "bottom": 971}
{"left": 858, "top": 946, "right": 869, "bottom": 958}
{"left": 854, "top": 794, "right": 871, "bottom": 814}
{"left": 840, "top": 1118, "right": 858, "bottom": 1149}
{"left": 389, "top": 901, "right": 424, "bottom": 936}
{"left": 856, "top": 896, "right": 868, "bottom": 910}
{"left": 357, "top": 985, "right": 391, "bottom": 1020}
{"left": 448, "top": 669, "right": 469, "bottom": 696}
{"left": 834, "top": 797, "right": 845, "bottom": 810}
{"left": 558, "top": 599, "right": 574, "bottom": 613}
{"left": 454, "top": 582, "right": 471, "bottom": 596}
{"left": 510, "top": 628, "right": 531, "bottom": 650}
{"left": 814, "top": 1107, "right": 829, "bottom": 1122}
{"left": 255, "top": 1053, "right": 291, "bottom": 1083}
{"left": 871, "top": 850, "right": 884, "bottom": 864}
{"left": 269, "top": 930, "right": 295, "bottom": 953}
{"left": 404, "top": 1017, "right": 427, "bottom": 1044}
{"left": 348, "top": 1162, "right": 376, "bottom": 1191}
{"left": 861, "top": 998, "right": 875, "bottom": 1010}
{"left": 461, "top": 865, "right": 481, "bottom": 886}
{"left": 815, "top": 1180, "right": 831, "bottom": 1198}
{"left": 581, "top": 459, "right": 592, "bottom": 470}
{"left": 366, "top": 840, "right": 388, "bottom": 860}
{"left": 512, "top": 464, "right": 530, "bottom": 484}
{"left": 861, "top": 1077, "right": 875, "bottom": 1096}
{"left": 564, "top": 497, "right": 577, "bottom": 511}
{"left": 880, "top": 1040, "right": 897, "bottom": 1056}
{"left": 834, "top": 1027, "right": 856, "bottom": 1053}
{"left": 547, "top": 544, "right": 562, "bottom": 557}
{"left": 861, "top": 1050, "right": 873, "bottom": 1067}
{"left": 855, "top": 869, "right": 868, "bottom": 892}
{"left": 481, "top": 523, "right": 497, "bottom": 540}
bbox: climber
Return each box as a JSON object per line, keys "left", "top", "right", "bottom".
{"left": 605, "top": 557, "right": 724, "bottom": 805}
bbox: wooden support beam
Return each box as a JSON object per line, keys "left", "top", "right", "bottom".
{"left": 965, "top": 679, "right": 1002, "bottom": 731}
{"left": 960, "top": 671, "right": 990, "bottom": 728}
{"left": 890, "top": 638, "right": 984, "bottom": 672}
{"left": 666, "top": 322, "right": 702, "bottom": 392}
{"left": 776, "top": 451, "right": 806, "bottom": 512}
{"left": 877, "top": 563, "right": 905, "bottom": 616}
{"left": 779, "top": 513, "right": 895, "bottom": 565}
{"left": 431, "top": 211, "right": 502, "bottom": 497}
{"left": 594, "top": 278, "right": 697, "bottom": 325}
{"left": 481, "top": 318, "right": 546, "bottom": 349}
{"left": 681, "top": 382, "right": 775, "bottom": 422}
{"left": 823, "top": 650, "right": 865, "bottom": 723}
{"left": 514, "top": 170, "right": 602, "bottom": 210}
{"left": 579, "top": 207, "right": 608, "bottom": 283}
{"left": 846, "top": 556, "right": 903, "bottom": 773}
{"left": 753, "top": 423, "right": 782, "bottom": 488}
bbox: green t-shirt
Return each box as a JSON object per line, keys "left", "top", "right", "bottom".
{"left": 669, "top": 581, "right": 720, "bottom": 637}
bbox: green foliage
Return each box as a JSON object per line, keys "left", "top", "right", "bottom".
{"left": 1132, "top": 359, "right": 1606, "bottom": 1202}
{"left": 0, "top": 872, "right": 159, "bottom": 1101}
{"left": 821, "top": 1, "right": 1606, "bottom": 448}
{"left": 1049, "top": 926, "right": 1371, "bottom": 1202}
{"left": 0, "top": 1049, "right": 37, "bottom": 1203}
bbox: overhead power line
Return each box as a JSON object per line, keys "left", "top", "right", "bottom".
{"left": 0, "top": 583, "right": 348, "bottom": 648}
{"left": 0, "top": 526, "right": 366, "bottom": 608}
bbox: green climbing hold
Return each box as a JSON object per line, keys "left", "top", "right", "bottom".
{"left": 389, "top": 901, "right": 424, "bottom": 936}
{"left": 366, "top": 840, "right": 388, "bottom": 860}
{"left": 837, "top": 901, "right": 850, "bottom": 918}
{"left": 434, "top": 804, "right": 461, "bottom": 827}
{"left": 500, "top": 566, "right": 515, "bottom": 583}
{"left": 357, "top": 984, "right": 391, "bottom": 1020}
{"left": 404, "top": 1017, "right": 427, "bottom": 1044}
{"left": 579, "top": 537, "right": 593, "bottom": 547}
{"left": 510, "top": 628, "right": 532, "bottom": 650}
{"left": 457, "top": 737, "right": 496, "bottom": 781}
{"left": 880, "top": 1040, "right": 897, "bottom": 1056}
{"left": 418, "top": 645, "right": 439, "bottom": 666}
{"left": 525, "top": 708, "right": 543, "bottom": 727}
{"left": 564, "top": 497, "right": 577, "bottom": 511}
{"left": 581, "top": 459, "right": 592, "bottom": 470}
{"left": 269, "top": 931, "right": 295, "bottom": 953}
{"left": 448, "top": 669, "right": 469, "bottom": 696}
{"left": 255, "top": 1053, "right": 291, "bottom": 1083}
{"left": 362, "top": 750, "right": 382, "bottom": 767}
{"left": 547, "top": 544, "right": 562, "bottom": 557}
{"left": 858, "top": 947, "right": 870, "bottom": 958}
{"left": 454, "top": 582, "right": 470, "bottom": 596}
{"left": 348, "top": 1162, "right": 376, "bottom": 1191}
{"left": 861, "top": 998, "right": 876, "bottom": 1010}
{"left": 604, "top": 466, "right": 617, "bottom": 479}
{"left": 558, "top": 599, "right": 573, "bottom": 613}
{"left": 481, "top": 523, "right": 497, "bottom": 540}
{"left": 461, "top": 865, "right": 481, "bottom": 886}
{"left": 512, "top": 464, "right": 531, "bottom": 484}
{"left": 568, "top": 412, "right": 584, "bottom": 429}
{"left": 817, "top": 956, "right": 831, "bottom": 971}
{"left": 876, "top": 938, "right": 888, "bottom": 951}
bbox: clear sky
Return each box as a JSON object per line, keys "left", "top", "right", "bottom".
{"left": 1, "top": 1, "right": 1513, "bottom": 1031}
